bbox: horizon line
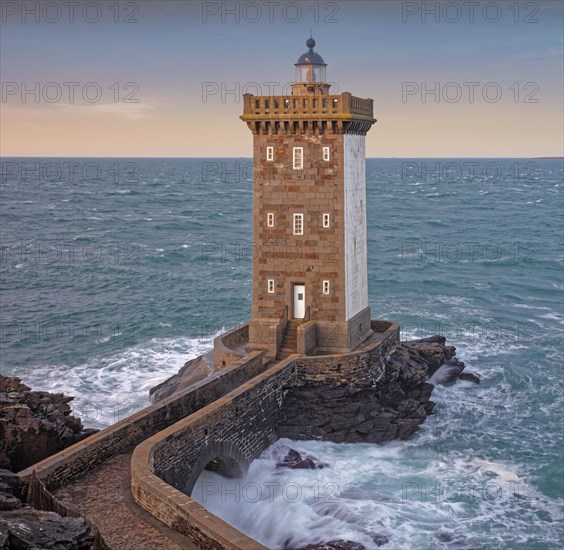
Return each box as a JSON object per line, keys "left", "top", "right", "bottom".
{"left": 1, "top": 156, "right": 562, "bottom": 160}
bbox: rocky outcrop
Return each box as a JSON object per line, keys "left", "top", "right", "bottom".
{"left": 278, "top": 336, "right": 473, "bottom": 444}
{"left": 149, "top": 353, "right": 214, "bottom": 403}
{"left": 286, "top": 541, "right": 366, "bottom": 550}
{"left": 459, "top": 371, "right": 481, "bottom": 384}
{"left": 0, "top": 509, "right": 94, "bottom": 549}
{"left": 0, "top": 376, "right": 98, "bottom": 473}
{"left": 0, "top": 470, "right": 94, "bottom": 549}
{"left": 286, "top": 538, "right": 390, "bottom": 550}
{"left": 276, "top": 446, "right": 327, "bottom": 470}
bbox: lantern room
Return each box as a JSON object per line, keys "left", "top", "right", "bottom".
{"left": 295, "top": 38, "right": 327, "bottom": 84}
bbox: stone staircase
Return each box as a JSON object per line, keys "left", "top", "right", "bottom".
{"left": 277, "top": 320, "right": 301, "bottom": 360}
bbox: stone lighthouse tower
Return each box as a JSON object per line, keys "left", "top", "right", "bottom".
{"left": 241, "top": 38, "right": 376, "bottom": 358}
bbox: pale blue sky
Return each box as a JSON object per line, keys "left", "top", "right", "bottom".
{"left": 2, "top": 0, "right": 563, "bottom": 156}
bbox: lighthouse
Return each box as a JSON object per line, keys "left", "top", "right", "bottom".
{"left": 241, "top": 38, "right": 376, "bottom": 357}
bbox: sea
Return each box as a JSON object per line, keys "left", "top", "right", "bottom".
{"left": 1, "top": 157, "right": 562, "bottom": 549}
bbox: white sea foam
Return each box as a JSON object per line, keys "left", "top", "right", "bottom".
{"left": 428, "top": 363, "right": 463, "bottom": 386}
{"left": 19, "top": 333, "right": 218, "bottom": 427}
{"left": 193, "top": 436, "right": 564, "bottom": 549}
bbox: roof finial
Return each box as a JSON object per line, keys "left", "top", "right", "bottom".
{"left": 306, "top": 32, "right": 316, "bottom": 50}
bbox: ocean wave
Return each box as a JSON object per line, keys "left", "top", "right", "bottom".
{"left": 17, "top": 333, "right": 218, "bottom": 428}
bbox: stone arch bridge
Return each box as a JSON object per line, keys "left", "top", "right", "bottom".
{"left": 18, "top": 320, "right": 409, "bottom": 549}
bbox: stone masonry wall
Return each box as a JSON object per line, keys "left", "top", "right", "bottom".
{"left": 213, "top": 323, "right": 249, "bottom": 367}
{"left": 151, "top": 359, "right": 298, "bottom": 496}
{"left": 131, "top": 357, "right": 299, "bottom": 549}
{"left": 295, "top": 321, "right": 400, "bottom": 387}
{"left": 297, "top": 321, "right": 317, "bottom": 354}
{"left": 251, "top": 132, "right": 349, "bottom": 351}
{"left": 18, "top": 352, "right": 266, "bottom": 494}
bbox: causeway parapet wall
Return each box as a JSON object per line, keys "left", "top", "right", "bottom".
{"left": 130, "top": 321, "right": 401, "bottom": 548}
{"left": 18, "top": 351, "right": 266, "bottom": 493}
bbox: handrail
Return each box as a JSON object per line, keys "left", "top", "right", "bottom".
{"left": 303, "top": 306, "right": 311, "bottom": 322}
{"left": 280, "top": 305, "right": 288, "bottom": 321}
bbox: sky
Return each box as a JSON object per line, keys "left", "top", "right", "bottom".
{"left": 1, "top": 0, "right": 563, "bottom": 157}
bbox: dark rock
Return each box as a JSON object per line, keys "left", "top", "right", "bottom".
{"left": 443, "top": 346, "right": 456, "bottom": 361}
{"left": 0, "top": 470, "right": 20, "bottom": 496}
{"left": 436, "top": 530, "right": 454, "bottom": 542}
{"left": 277, "top": 448, "right": 303, "bottom": 468}
{"left": 291, "top": 458, "right": 316, "bottom": 469}
{"left": 394, "top": 418, "right": 422, "bottom": 440}
{"left": 407, "top": 335, "right": 446, "bottom": 345}
{"left": 372, "top": 534, "right": 390, "bottom": 546}
{"left": 286, "top": 540, "right": 365, "bottom": 550}
{"left": 459, "top": 372, "right": 481, "bottom": 384}
{"left": 277, "top": 448, "right": 326, "bottom": 470}
{"left": 407, "top": 342, "right": 449, "bottom": 373}
{"left": 330, "top": 413, "right": 358, "bottom": 431}
{"left": 0, "top": 378, "right": 31, "bottom": 393}
{"left": 0, "top": 493, "right": 22, "bottom": 511}
{"left": 0, "top": 376, "right": 98, "bottom": 472}
{"left": 371, "top": 413, "right": 396, "bottom": 436}
{"left": 149, "top": 354, "right": 214, "bottom": 403}
{"left": 356, "top": 378, "right": 372, "bottom": 389}
{"left": 0, "top": 508, "right": 94, "bottom": 549}
{"left": 278, "top": 335, "right": 469, "bottom": 445}
{"left": 429, "top": 359, "right": 465, "bottom": 386}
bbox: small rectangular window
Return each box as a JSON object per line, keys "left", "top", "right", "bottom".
{"left": 265, "top": 99, "right": 270, "bottom": 109}
{"left": 266, "top": 147, "right": 274, "bottom": 161}
{"left": 323, "top": 280, "right": 330, "bottom": 295}
{"left": 323, "top": 213, "right": 330, "bottom": 228}
{"left": 267, "top": 212, "right": 275, "bottom": 227}
{"left": 293, "top": 213, "right": 304, "bottom": 236}
{"left": 293, "top": 147, "right": 303, "bottom": 170}
{"left": 268, "top": 279, "right": 275, "bottom": 293}
{"left": 274, "top": 99, "right": 280, "bottom": 109}
{"left": 323, "top": 147, "right": 330, "bottom": 161}
{"left": 255, "top": 99, "right": 260, "bottom": 109}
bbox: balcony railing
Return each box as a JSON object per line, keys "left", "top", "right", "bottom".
{"left": 242, "top": 92, "right": 374, "bottom": 119}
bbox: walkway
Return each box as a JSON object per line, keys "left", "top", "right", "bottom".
{"left": 52, "top": 452, "right": 198, "bottom": 550}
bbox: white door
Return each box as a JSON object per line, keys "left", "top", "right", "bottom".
{"left": 293, "top": 284, "right": 305, "bottom": 319}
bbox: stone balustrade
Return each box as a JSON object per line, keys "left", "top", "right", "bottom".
{"left": 241, "top": 92, "right": 375, "bottom": 135}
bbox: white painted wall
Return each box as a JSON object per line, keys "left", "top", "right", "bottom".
{"left": 344, "top": 134, "right": 369, "bottom": 321}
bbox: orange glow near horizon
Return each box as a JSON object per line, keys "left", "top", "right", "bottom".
{"left": 1, "top": 1, "right": 562, "bottom": 158}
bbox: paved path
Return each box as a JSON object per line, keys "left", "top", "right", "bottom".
{"left": 53, "top": 452, "right": 198, "bottom": 549}
{"left": 51, "top": 345, "right": 278, "bottom": 549}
